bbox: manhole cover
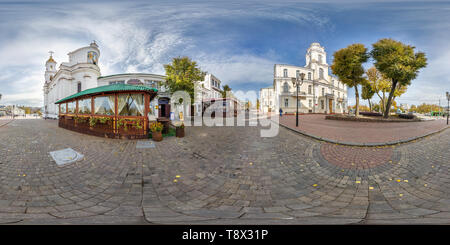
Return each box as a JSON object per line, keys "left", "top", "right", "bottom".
{"left": 49, "top": 148, "right": 84, "bottom": 166}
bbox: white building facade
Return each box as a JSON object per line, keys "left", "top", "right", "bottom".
{"left": 194, "top": 73, "right": 223, "bottom": 115}
{"left": 272, "top": 43, "right": 348, "bottom": 114}
{"left": 259, "top": 87, "right": 274, "bottom": 113}
{"left": 43, "top": 42, "right": 225, "bottom": 120}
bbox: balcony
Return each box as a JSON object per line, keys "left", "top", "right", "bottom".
{"left": 281, "top": 91, "right": 307, "bottom": 97}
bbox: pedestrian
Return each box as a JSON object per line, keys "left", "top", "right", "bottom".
{"left": 279, "top": 108, "right": 283, "bottom": 117}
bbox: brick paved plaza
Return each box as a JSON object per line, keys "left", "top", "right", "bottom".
{"left": 0, "top": 119, "right": 449, "bottom": 224}
{"left": 280, "top": 114, "right": 448, "bottom": 144}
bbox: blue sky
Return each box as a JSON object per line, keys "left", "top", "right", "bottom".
{"left": 0, "top": 0, "right": 449, "bottom": 107}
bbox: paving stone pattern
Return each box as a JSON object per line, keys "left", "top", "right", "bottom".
{"left": 0, "top": 119, "right": 449, "bottom": 224}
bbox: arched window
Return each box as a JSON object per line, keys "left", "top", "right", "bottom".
{"left": 283, "top": 82, "right": 289, "bottom": 93}
{"left": 77, "top": 82, "right": 82, "bottom": 93}
{"left": 319, "top": 68, "right": 324, "bottom": 79}
{"left": 318, "top": 55, "right": 323, "bottom": 64}
{"left": 308, "top": 72, "right": 311, "bottom": 80}
{"left": 283, "top": 69, "right": 288, "bottom": 77}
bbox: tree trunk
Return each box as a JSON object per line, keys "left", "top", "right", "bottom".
{"left": 368, "top": 99, "right": 372, "bottom": 112}
{"left": 383, "top": 80, "right": 398, "bottom": 118}
{"left": 376, "top": 92, "right": 383, "bottom": 113}
{"left": 355, "top": 85, "right": 360, "bottom": 117}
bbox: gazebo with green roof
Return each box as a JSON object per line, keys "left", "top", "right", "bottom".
{"left": 55, "top": 84, "right": 158, "bottom": 139}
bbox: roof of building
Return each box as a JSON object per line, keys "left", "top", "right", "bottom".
{"left": 55, "top": 84, "right": 158, "bottom": 104}
{"left": 98, "top": 73, "right": 166, "bottom": 79}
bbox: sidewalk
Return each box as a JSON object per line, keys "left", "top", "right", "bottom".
{"left": 278, "top": 114, "right": 449, "bottom": 146}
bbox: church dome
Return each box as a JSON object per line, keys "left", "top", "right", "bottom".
{"left": 46, "top": 56, "right": 56, "bottom": 63}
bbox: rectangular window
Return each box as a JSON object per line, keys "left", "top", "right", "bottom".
{"left": 338, "top": 92, "right": 340, "bottom": 98}
{"left": 308, "top": 72, "right": 311, "bottom": 80}
{"left": 60, "top": 103, "right": 66, "bottom": 114}
{"left": 322, "top": 88, "right": 325, "bottom": 96}
{"left": 78, "top": 98, "right": 92, "bottom": 114}
{"left": 118, "top": 94, "right": 145, "bottom": 116}
{"left": 284, "top": 98, "right": 289, "bottom": 107}
{"left": 309, "top": 100, "right": 312, "bottom": 108}
{"left": 308, "top": 85, "right": 312, "bottom": 94}
{"left": 283, "top": 69, "right": 288, "bottom": 77}
{"left": 77, "top": 83, "right": 82, "bottom": 93}
{"left": 94, "top": 96, "right": 115, "bottom": 115}
{"left": 321, "top": 100, "right": 324, "bottom": 109}
{"left": 67, "top": 101, "right": 76, "bottom": 113}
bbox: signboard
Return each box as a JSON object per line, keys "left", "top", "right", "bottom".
{"left": 170, "top": 112, "right": 175, "bottom": 121}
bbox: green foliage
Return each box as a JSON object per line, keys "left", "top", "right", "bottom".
{"left": 149, "top": 122, "right": 164, "bottom": 132}
{"left": 370, "top": 38, "right": 427, "bottom": 118}
{"left": 361, "top": 83, "right": 375, "bottom": 100}
{"left": 164, "top": 57, "right": 206, "bottom": 104}
{"left": 117, "top": 118, "right": 128, "bottom": 131}
{"left": 221, "top": 84, "right": 232, "bottom": 98}
{"left": 331, "top": 43, "right": 369, "bottom": 116}
{"left": 413, "top": 103, "right": 444, "bottom": 114}
{"left": 371, "top": 38, "right": 427, "bottom": 87}
{"left": 74, "top": 116, "right": 88, "bottom": 124}
{"left": 89, "top": 117, "right": 98, "bottom": 127}
{"left": 98, "top": 117, "right": 111, "bottom": 124}
{"left": 331, "top": 43, "right": 369, "bottom": 88}
{"left": 148, "top": 128, "right": 175, "bottom": 138}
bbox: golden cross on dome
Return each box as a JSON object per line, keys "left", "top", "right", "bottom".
{"left": 49, "top": 51, "right": 54, "bottom": 57}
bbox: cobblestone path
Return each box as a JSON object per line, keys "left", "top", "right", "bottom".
{"left": 0, "top": 119, "right": 449, "bottom": 224}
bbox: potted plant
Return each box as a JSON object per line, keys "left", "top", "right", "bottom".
{"left": 150, "top": 122, "right": 163, "bottom": 142}
{"left": 175, "top": 122, "right": 185, "bottom": 138}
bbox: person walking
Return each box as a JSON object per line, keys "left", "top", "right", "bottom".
{"left": 279, "top": 108, "right": 283, "bottom": 117}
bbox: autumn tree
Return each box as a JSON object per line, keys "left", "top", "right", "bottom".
{"left": 331, "top": 43, "right": 369, "bottom": 117}
{"left": 361, "top": 83, "right": 375, "bottom": 111}
{"left": 366, "top": 66, "right": 409, "bottom": 113}
{"left": 164, "top": 57, "right": 206, "bottom": 104}
{"left": 370, "top": 39, "right": 427, "bottom": 118}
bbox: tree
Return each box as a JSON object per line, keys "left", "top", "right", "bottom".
{"left": 164, "top": 57, "right": 206, "bottom": 104}
{"left": 331, "top": 43, "right": 369, "bottom": 117}
{"left": 366, "top": 66, "right": 409, "bottom": 113}
{"left": 361, "top": 83, "right": 375, "bottom": 111}
{"left": 221, "top": 84, "right": 232, "bottom": 98}
{"left": 370, "top": 38, "right": 427, "bottom": 118}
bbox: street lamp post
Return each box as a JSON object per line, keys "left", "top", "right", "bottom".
{"left": 446, "top": 91, "right": 449, "bottom": 125}
{"left": 292, "top": 72, "right": 305, "bottom": 127}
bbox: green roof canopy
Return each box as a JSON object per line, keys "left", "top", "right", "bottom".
{"left": 55, "top": 84, "right": 158, "bottom": 104}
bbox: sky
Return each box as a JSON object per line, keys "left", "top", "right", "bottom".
{"left": 0, "top": 0, "right": 449, "bottom": 107}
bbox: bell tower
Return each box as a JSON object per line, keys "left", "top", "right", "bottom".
{"left": 45, "top": 51, "right": 57, "bottom": 83}
{"left": 305, "top": 43, "right": 329, "bottom": 81}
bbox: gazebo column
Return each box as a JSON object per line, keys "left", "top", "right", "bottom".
{"left": 144, "top": 93, "right": 149, "bottom": 132}
{"left": 114, "top": 94, "right": 118, "bottom": 136}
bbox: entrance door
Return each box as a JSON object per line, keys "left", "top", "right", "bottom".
{"left": 329, "top": 100, "right": 333, "bottom": 114}
{"left": 158, "top": 98, "right": 170, "bottom": 118}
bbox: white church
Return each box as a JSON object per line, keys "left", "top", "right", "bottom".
{"left": 43, "top": 42, "right": 224, "bottom": 119}
{"left": 260, "top": 42, "right": 348, "bottom": 114}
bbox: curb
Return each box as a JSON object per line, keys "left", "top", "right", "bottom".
{"left": 0, "top": 119, "right": 14, "bottom": 128}
{"left": 275, "top": 119, "right": 449, "bottom": 147}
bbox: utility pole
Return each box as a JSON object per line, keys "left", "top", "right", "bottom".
{"left": 446, "top": 92, "right": 449, "bottom": 125}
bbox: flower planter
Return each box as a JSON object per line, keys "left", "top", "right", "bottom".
{"left": 176, "top": 127, "right": 185, "bottom": 138}
{"left": 152, "top": 131, "right": 163, "bottom": 142}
